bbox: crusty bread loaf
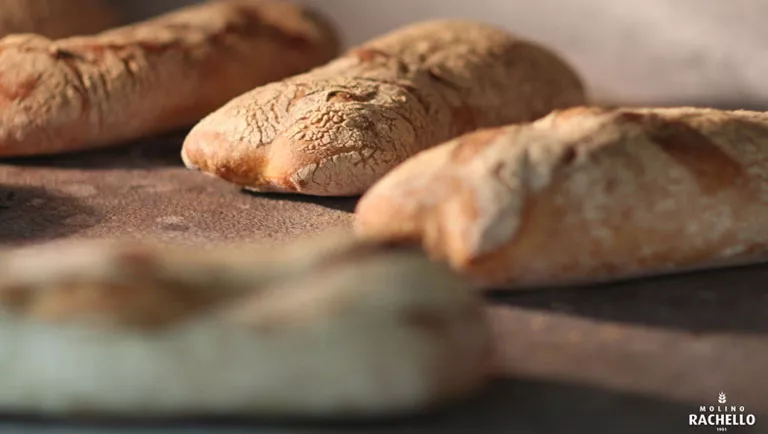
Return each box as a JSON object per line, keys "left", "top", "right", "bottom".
{"left": 0, "top": 0, "right": 338, "bottom": 157}
{"left": 182, "top": 20, "right": 585, "bottom": 196}
{"left": 0, "top": 234, "right": 491, "bottom": 418}
{"left": 355, "top": 106, "right": 768, "bottom": 289}
{"left": 0, "top": 0, "right": 120, "bottom": 39}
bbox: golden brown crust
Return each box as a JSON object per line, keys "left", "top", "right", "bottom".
{"left": 0, "top": 0, "right": 120, "bottom": 39}
{"left": 182, "top": 20, "right": 586, "bottom": 196}
{"left": 355, "top": 106, "right": 768, "bottom": 288}
{"left": 2, "top": 281, "right": 218, "bottom": 330}
{"left": 0, "top": 242, "right": 245, "bottom": 328}
{"left": 0, "top": 0, "right": 339, "bottom": 157}
{"left": 0, "top": 236, "right": 432, "bottom": 329}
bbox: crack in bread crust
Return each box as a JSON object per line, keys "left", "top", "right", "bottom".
{"left": 621, "top": 113, "right": 747, "bottom": 194}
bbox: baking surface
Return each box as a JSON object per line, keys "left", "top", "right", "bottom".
{"left": 0, "top": 134, "right": 766, "bottom": 433}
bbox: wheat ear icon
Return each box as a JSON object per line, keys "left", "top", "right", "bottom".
{"left": 718, "top": 392, "right": 727, "bottom": 404}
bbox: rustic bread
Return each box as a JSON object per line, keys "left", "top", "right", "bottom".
{"left": 0, "top": 234, "right": 491, "bottom": 417}
{"left": 0, "top": 0, "right": 338, "bottom": 157}
{"left": 0, "top": 0, "right": 120, "bottom": 39}
{"left": 355, "top": 106, "right": 768, "bottom": 288}
{"left": 182, "top": 20, "right": 585, "bottom": 196}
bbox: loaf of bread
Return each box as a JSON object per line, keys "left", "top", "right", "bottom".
{"left": 182, "top": 20, "right": 586, "bottom": 196}
{"left": 0, "top": 0, "right": 338, "bottom": 157}
{"left": 0, "top": 0, "right": 120, "bottom": 39}
{"left": 0, "top": 234, "right": 491, "bottom": 417}
{"left": 355, "top": 106, "right": 768, "bottom": 289}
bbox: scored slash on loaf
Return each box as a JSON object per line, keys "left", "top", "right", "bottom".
{"left": 182, "top": 20, "right": 586, "bottom": 196}
{"left": 355, "top": 106, "right": 768, "bottom": 289}
{"left": 0, "top": 234, "right": 492, "bottom": 418}
{"left": 0, "top": 0, "right": 339, "bottom": 157}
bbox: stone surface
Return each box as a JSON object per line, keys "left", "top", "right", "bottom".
{"left": 0, "top": 132, "right": 354, "bottom": 248}
{"left": 0, "top": 134, "right": 766, "bottom": 433}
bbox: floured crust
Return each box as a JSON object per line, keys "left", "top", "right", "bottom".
{"left": 0, "top": 234, "right": 491, "bottom": 417}
{"left": 0, "top": 0, "right": 339, "bottom": 157}
{"left": 355, "top": 106, "right": 768, "bottom": 288}
{"left": 0, "top": 0, "right": 120, "bottom": 39}
{"left": 182, "top": 20, "right": 585, "bottom": 196}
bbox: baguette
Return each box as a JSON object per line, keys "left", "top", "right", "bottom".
{"left": 0, "top": 234, "right": 491, "bottom": 417}
{"left": 0, "top": 0, "right": 338, "bottom": 157}
{"left": 355, "top": 106, "right": 768, "bottom": 289}
{"left": 0, "top": 0, "right": 120, "bottom": 39}
{"left": 182, "top": 20, "right": 585, "bottom": 196}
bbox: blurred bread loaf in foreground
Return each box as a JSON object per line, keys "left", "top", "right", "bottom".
{"left": 356, "top": 106, "right": 768, "bottom": 289}
{"left": 0, "top": 0, "right": 120, "bottom": 39}
{"left": 0, "top": 234, "right": 491, "bottom": 418}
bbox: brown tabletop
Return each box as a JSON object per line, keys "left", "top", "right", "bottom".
{"left": 1, "top": 133, "right": 766, "bottom": 434}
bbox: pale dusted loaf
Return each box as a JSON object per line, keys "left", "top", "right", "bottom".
{"left": 0, "top": 234, "right": 491, "bottom": 417}
{"left": 182, "top": 20, "right": 585, "bottom": 196}
{"left": 0, "top": 0, "right": 120, "bottom": 39}
{"left": 355, "top": 106, "right": 768, "bottom": 289}
{"left": 0, "top": 0, "right": 338, "bottom": 157}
